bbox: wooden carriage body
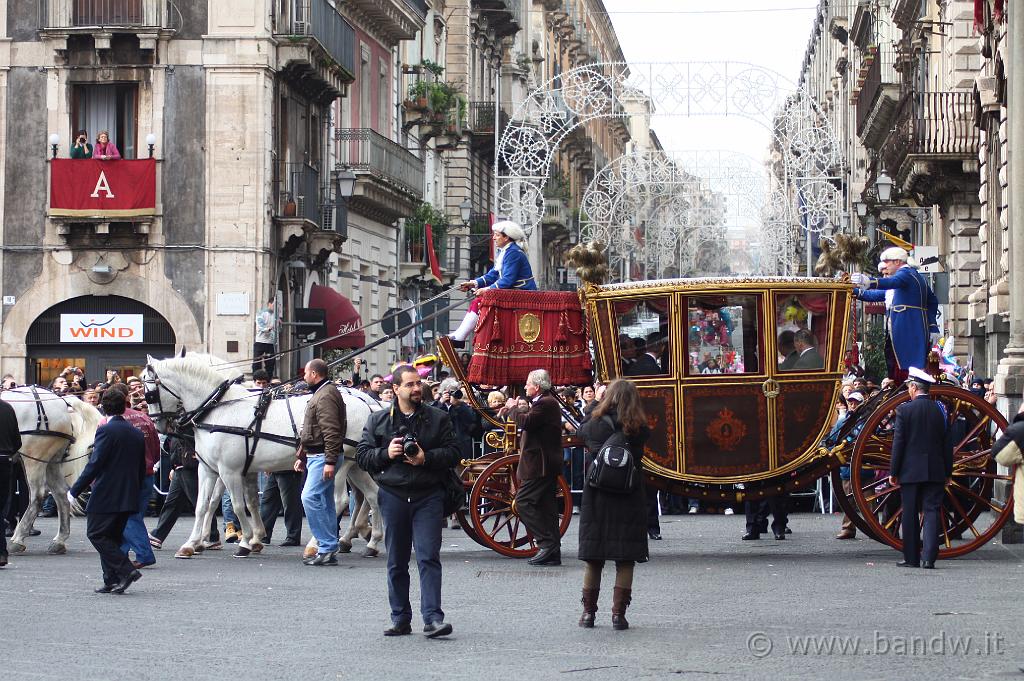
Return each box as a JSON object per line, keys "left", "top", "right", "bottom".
{"left": 582, "top": 276, "right": 853, "bottom": 488}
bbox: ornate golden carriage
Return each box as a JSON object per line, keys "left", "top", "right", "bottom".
{"left": 438, "top": 276, "right": 1012, "bottom": 560}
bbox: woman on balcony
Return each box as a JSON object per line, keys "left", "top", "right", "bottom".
{"left": 94, "top": 131, "right": 121, "bottom": 160}
{"left": 70, "top": 130, "right": 92, "bottom": 159}
{"left": 447, "top": 220, "right": 536, "bottom": 348}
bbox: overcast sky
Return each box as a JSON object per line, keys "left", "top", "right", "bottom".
{"left": 602, "top": 0, "right": 818, "bottom": 157}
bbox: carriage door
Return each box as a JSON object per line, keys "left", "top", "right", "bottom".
{"left": 679, "top": 293, "right": 773, "bottom": 480}
{"left": 771, "top": 290, "right": 841, "bottom": 470}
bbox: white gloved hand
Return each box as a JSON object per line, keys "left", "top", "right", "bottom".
{"left": 66, "top": 490, "right": 76, "bottom": 505}
{"left": 849, "top": 273, "right": 870, "bottom": 287}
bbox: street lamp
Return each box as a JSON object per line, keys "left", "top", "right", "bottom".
{"left": 459, "top": 198, "right": 472, "bottom": 225}
{"left": 146, "top": 133, "right": 157, "bottom": 158}
{"left": 875, "top": 169, "right": 894, "bottom": 203}
{"left": 48, "top": 133, "right": 60, "bottom": 159}
{"left": 854, "top": 201, "right": 868, "bottom": 218}
{"left": 336, "top": 169, "right": 356, "bottom": 199}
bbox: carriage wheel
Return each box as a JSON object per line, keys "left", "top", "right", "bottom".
{"left": 849, "top": 385, "right": 1013, "bottom": 559}
{"left": 468, "top": 454, "right": 573, "bottom": 558}
{"left": 828, "top": 467, "right": 881, "bottom": 542}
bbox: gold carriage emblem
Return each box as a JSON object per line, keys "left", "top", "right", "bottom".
{"left": 761, "top": 378, "right": 780, "bottom": 399}
{"left": 518, "top": 313, "right": 541, "bottom": 343}
{"left": 706, "top": 408, "right": 747, "bottom": 451}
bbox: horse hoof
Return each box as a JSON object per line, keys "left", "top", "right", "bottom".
{"left": 233, "top": 546, "right": 252, "bottom": 559}
{"left": 250, "top": 543, "right": 264, "bottom": 554}
{"left": 175, "top": 546, "right": 195, "bottom": 559}
{"left": 303, "top": 545, "right": 318, "bottom": 558}
{"left": 47, "top": 542, "right": 66, "bottom": 555}
{"left": 8, "top": 542, "right": 26, "bottom": 554}
{"left": 337, "top": 541, "right": 352, "bottom": 554}
{"left": 193, "top": 543, "right": 205, "bottom": 554}
{"left": 362, "top": 547, "right": 379, "bottom": 558}
{"left": 203, "top": 541, "right": 222, "bottom": 551}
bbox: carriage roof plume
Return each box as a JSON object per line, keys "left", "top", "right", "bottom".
{"left": 566, "top": 240, "right": 609, "bottom": 286}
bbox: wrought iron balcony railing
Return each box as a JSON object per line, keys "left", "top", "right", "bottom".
{"left": 277, "top": 162, "right": 333, "bottom": 229}
{"left": 468, "top": 101, "right": 510, "bottom": 136}
{"left": 39, "top": 0, "right": 181, "bottom": 30}
{"left": 335, "top": 128, "right": 424, "bottom": 201}
{"left": 278, "top": 0, "right": 357, "bottom": 76}
{"left": 880, "top": 91, "right": 980, "bottom": 181}
{"left": 856, "top": 46, "right": 900, "bottom": 135}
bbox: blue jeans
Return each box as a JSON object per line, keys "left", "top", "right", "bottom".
{"left": 222, "top": 491, "right": 238, "bottom": 527}
{"left": 121, "top": 474, "right": 155, "bottom": 564}
{"left": 378, "top": 486, "right": 445, "bottom": 626}
{"left": 301, "top": 455, "right": 338, "bottom": 553}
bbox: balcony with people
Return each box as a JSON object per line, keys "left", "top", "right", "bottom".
{"left": 274, "top": 0, "right": 357, "bottom": 101}
{"left": 335, "top": 128, "right": 425, "bottom": 225}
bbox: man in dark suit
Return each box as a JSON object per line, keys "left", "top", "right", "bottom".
{"left": 0, "top": 395, "right": 22, "bottom": 568}
{"left": 625, "top": 333, "right": 666, "bottom": 377}
{"left": 514, "top": 369, "right": 565, "bottom": 566}
{"left": 792, "top": 329, "right": 824, "bottom": 370}
{"left": 68, "top": 388, "right": 146, "bottom": 593}
{"left": 889, "top": 367, "right": 951, "bottom": 569}
{"left": 777, "top": 330, "right": 798, "bottom": 370}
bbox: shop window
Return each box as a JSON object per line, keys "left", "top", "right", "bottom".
{"left": 775, "top": 292, "right": 832, "bottom": 371}
{"left": 686, "top": 295, "right": 761, "bottom": 375}
{"left": 616, "top": 297, "right": 670, "bottom": 377}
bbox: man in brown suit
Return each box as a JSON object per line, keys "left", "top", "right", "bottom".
{"left": 514, "top": 369, "right": 564, "bottom": 566}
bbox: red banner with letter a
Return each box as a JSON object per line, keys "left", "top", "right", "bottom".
{"left": 50, "top": 159, "right": 157, "bottom": 217}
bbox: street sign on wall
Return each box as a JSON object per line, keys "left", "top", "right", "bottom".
{"left": 60, "top": 314, "right": 144, "bottom": 343}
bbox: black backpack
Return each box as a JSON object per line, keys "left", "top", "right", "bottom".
{"left": 586, "top": 416, "right": 639, "bottom": 494}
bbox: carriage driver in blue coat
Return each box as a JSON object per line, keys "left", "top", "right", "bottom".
{"left": 850, "top": 246, "right": 939, "bottom": 382}
{"left": 447, "top": 220, "right": 537, "bottom": 348}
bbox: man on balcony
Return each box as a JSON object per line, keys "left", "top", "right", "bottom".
{"left": 447, "top": 220, "right": 536, "bottom": 348}
{"left": 850, "top": 246, "right": 939, "bottom": 383}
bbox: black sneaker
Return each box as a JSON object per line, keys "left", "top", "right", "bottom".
{"left": 384, "top": 622, "right": 412, "bottom": 636}
{"left": 304, "top": 552, "right": 338, "bottom": 566}
{"left": 423, "top": 621, "right": 453, "bottom": 638}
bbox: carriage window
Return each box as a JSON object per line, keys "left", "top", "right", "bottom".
{"left": 775, "top": 293, "right": 832, "bottom": 372}
{"left": 686, "top": 295, "right": 761, "bottom": 375}
{"left": 616, "top": 297, "right": 671, "bottom": 377}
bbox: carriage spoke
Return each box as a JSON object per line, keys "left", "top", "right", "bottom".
{"left": 954, "top": 415, "right": 990, "bottom": 453}
{"left": 944, "top": 489, "right": 982, "bottom": 539}
{"left": 940, "top": 511, "right": 952, "bottom": 548}
{"left": 882, "top": 507, "right": 902, "bottom": 532}
{"left": 948, "top": 481, "right": 1003, "bottom": 514}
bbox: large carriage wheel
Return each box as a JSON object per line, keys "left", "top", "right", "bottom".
{"left": 850, "top": 386, "right": 1013, "bottom": 559}
{"left": 828, "top": 467, "right": 881, "bottom": 542}
{"left": 468, "top": 454, "right": 573, "bottom": 558}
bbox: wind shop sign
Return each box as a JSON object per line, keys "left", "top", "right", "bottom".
{"left": 60, "top": 314, "right": 144, "bottom": 343}
{"left": 50, "top": 159, "right": 157, "bottom": 217}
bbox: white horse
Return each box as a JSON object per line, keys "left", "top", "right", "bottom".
{"left": 3, "top": 388, "right": 101, "bottom": 554}
{"left": 142, "top": 353, "right": 385, "bottom": 559}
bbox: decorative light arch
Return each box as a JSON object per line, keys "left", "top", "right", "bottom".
{"left": 496, "top": 61, "right": 845, "bottom": 274}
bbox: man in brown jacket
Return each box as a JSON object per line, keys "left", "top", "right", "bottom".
{"left": 294, "top": 359, "right": 346, "bottom": 565}
{"left": 515, "top": 369, "right": 565, "bottom": 566}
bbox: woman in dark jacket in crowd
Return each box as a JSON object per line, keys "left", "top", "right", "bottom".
{"left": 576, "top": 378, "right": 649, "bottom": 631}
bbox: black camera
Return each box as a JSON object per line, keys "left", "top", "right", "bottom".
{"left": 397, "top": 426, "right": 418, "bottom": 458}
{"left": 451, "top": 389, "right": 463, "bottom": 400}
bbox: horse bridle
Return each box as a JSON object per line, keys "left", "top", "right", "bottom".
{"left": 143, "top": 364, "right": 233, "bottom": 428}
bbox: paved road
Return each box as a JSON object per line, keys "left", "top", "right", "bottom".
{"left": 3, "top": 512, "right": 1023, "bottom": 681}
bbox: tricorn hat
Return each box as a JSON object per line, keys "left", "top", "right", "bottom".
{"left": 880, "top": 246, "right": 909, "bottom": 262}
{"left": 492, "top": 220, "right": 526, "bottom": 243}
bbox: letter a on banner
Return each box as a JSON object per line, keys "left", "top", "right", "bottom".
{"left": 90, "top": 171, "right": 116, "bottom": 198}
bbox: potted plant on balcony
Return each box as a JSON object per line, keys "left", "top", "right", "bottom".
{"left": 406, "top": 80, "right": 430, "bottom": 111}
{"left": 405, "top": 202, "right": 449, "bottom": 263}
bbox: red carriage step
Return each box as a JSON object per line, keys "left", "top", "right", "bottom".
{"left": 466, "top": 289, "right": 593, "bottom": 387}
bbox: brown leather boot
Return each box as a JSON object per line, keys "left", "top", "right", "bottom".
{"left": 579, "top": 588, "right": 599, "bottom": 628}
{"left": 611, "top": 586, "right": 632, "bottom": 630}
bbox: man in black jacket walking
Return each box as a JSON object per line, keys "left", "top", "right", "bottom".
{"left": 889, "top": 367, "right": 951, "bottom": 569}
{"left": 357, "top": 365, "right": 460, "bottom": 638}
{"left": 68, "top": 388, "right": 146, "bottom": 593}
{"left": 0, "top": 395, "right": 22, "bottom": 567}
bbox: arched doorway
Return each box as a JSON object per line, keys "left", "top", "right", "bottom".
{"left": 497, "top": 62, "right": 845, "bottom": 274}
{"left": 26, "top": 295, "right": 176, "bottom": 386}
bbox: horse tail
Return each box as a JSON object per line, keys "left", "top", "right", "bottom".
{"left": 64, "top": 397, "right": 102, "bottom": 480}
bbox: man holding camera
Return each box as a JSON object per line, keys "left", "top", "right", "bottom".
{"left": 294, "top": 359, "right": 345, "bottom": 566}
{"left": 357, "top": 365, "right": 460, "bottom": 638}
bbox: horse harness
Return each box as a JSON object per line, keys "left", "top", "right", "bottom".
{"left": 147, "top": 371, "right": 359, "bottom": 477}
{"left": 13, "top": 386, "right": 79, "bottom": 463}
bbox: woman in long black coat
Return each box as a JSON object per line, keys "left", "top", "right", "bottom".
{"left": 576, "top": 379, "right": 649, "bottom": 631}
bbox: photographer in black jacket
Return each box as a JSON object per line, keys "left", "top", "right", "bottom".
{"left": 357, "top": 364, "right": 460, "bottom": 639}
